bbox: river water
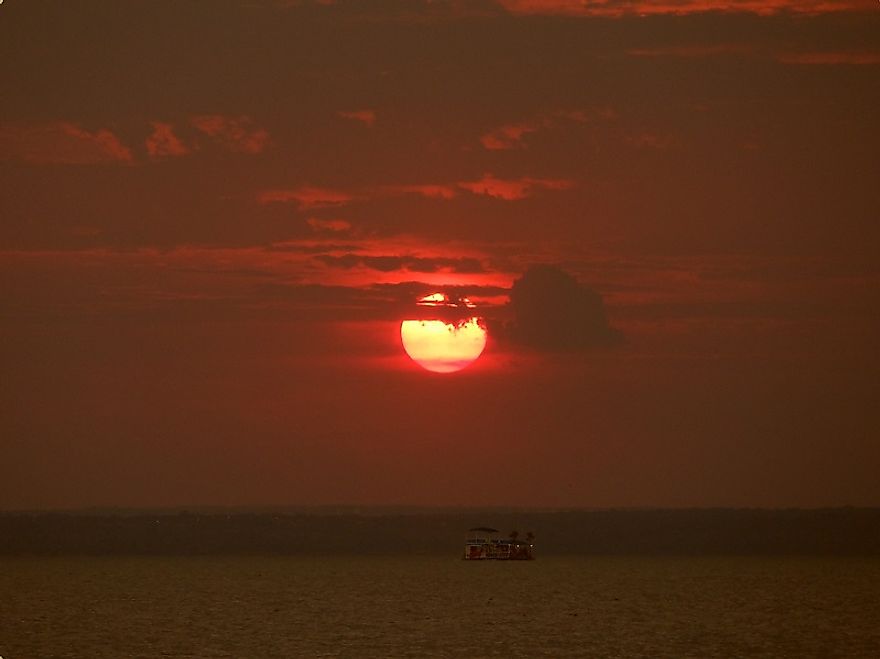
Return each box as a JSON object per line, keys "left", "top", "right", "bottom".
{"left": 2, "top": 555, "right": 879, "bottom": 658}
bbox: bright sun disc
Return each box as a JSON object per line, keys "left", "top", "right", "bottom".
{"left": 400, "top": 317, "right": 487, "bottom": 373}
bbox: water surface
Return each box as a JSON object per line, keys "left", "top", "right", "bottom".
{"left": 2, "top": 555, "right": 878, "bottom": 658}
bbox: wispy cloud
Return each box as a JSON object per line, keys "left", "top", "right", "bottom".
{"left": 457, "top": 174, "right": 574, "bottom": 200}
{"left": 626, "top": 133, "right": 675, "bottom": 149}
{"left": 191, "top": 115, "right": 270, "bottom": 154}
{"left": 145, "top": 122, "right": 190, "bottom": 158}
{"left": 627, "top": 44, "right": 880, "bottom": 66}
{"left": 494, "top": 0, "right": 870, "bottom": 17}
{"left": 314, "top": 254, "right": 486, "bottom": 274}
{"left": 627, "top": 44, "right": 756, "bottom": 58}
{"left": 479, "top": 108, "right": 613, "bottom": 150}
{"left": 381, "top": 183, "right": 458, "bottom": 199}
{"left": 777, "top": 51, "right": 880, "bottom": 65}
{"left": 307, "top": 218, "right": 352, "bottom": 233}
{"left": 480, "top": 122, "right": 544, "bottom": 150}
{"left": 0, "top": 122, "right": 133, "bottom": 165}
{"left": 259, "top": 186, "right": 356, "bottom": 209}
{"left": 336, "top": 109, "right": 377, "bottom": 127}
{"left": 260, "top": 175, "right": 575, "bottom": 208}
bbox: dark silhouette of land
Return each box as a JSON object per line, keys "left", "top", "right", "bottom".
{"left": 1, "top": 508, "right": 879, "bottom": 556}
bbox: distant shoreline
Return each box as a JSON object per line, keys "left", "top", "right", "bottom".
{"left": 2, "top": 508, "right": 878, "bottom": 557}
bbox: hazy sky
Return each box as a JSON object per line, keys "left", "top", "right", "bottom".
{"left": 1, "top": 0, "right": 878, "bottom": 509}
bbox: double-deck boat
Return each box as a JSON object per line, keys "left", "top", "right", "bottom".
{"left": 463, "top": 527, "right": 535, "bottom": 560}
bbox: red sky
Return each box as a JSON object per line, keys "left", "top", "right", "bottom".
{"left": 1, "top": 0, "right": 879, "bottom": 509}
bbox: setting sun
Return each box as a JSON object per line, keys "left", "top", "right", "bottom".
{"left": 400, "top": 318, "right": 487, "bottom": 373}
{"left": 400, "top": 291, "right": 487, "bottom": 372}
{"left": 401, "top": 292, "right": 488, "bottom": 373}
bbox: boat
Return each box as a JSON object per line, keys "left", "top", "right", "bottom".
{"left": 463, "top": 527, "right": 535, "bottom": 560}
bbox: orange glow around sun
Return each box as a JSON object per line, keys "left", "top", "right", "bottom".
{"left": 400, "top": 293, "right": 487, "bottom": 373}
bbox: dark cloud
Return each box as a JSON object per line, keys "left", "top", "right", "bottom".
{"left": 506, "top": 265, "right": 620, "bottom": 350}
